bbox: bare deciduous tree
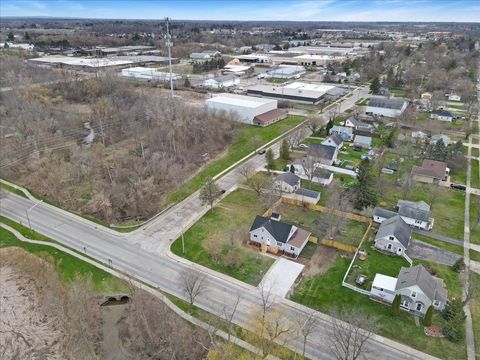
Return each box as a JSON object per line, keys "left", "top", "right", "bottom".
{"left": 181, "top": 269, "right": 207, "bottom": 313}
{"left": 328, "top": 309, "right": 378, "bottom": 360}
{"left": 296, "top": 310, "right": 317, "bottom": 359}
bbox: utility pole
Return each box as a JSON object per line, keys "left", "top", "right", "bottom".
{"left": 25, "top": 200, "right": 43, "bottom": 231}
{"left": 165, "top": 17, "right": 174, "bottom": 98}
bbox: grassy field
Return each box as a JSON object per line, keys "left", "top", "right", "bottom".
{"left": 0, "top": 225, "right": 128, "bottom": 293}
{"left": 276, "top": 203, "right": 368, "bottom": 246}
{"left": 450, "top": 166, "right": 468, "bottom": 185}
{"left": 290, "top": 253, "right": 466, "bottom": 359}
{"left": 355, "top": 98, "right": 368, "bottom": 106}
{"left": 471, "top": 273, "right": 480, "bottom": 357}
{"left": 166, "top": 115, "right": 305, "bottom": 205}
{"left": 472, "top": 147, "right": 479, "bottom": 158}
{"left": 0, "top": 182, "right": 28, "bottom": 198}
{"left": 471, "top": 195, "right": 480, "bottom": 245}
{"left": 389, "top": 87, "right": 408, "bottom": 97}
{"left": 471, "top": 159, "right": 479, "bottom": 189}
{"left": 338, "top": 145, "right": 367, "bottom": 167}
{"left": 267, "top": 77, "right": 289, "bottom": 84}
{"left": 413, "top": 233, "right": 464, "bottom": 256}
{"left": 170, "top": 189, "right": 274, "bottom": 285}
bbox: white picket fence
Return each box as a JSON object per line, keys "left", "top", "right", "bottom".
{"left": 342, "top": 281, "right": 371, "bottom": 296}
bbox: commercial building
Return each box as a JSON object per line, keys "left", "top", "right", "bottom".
{"left": 205, "top": 93, "right": 278, "bottom": 125}
{"left": 190, "top": 50, "right": 221, "bottom": 60}
{"left": 247, "top": 82, "right": 336, "bottom": 105}
{"left": 366, "top": 97, "right": 408, "bottom": 117}
{"left": 121, "top": 67, "right": 182, "bottom": 81}
{"left": 92, "top": 45, "right": 156, "bottom": 57}
{"left": 266, "top": 65, "right": 306, "bottom": 79}
{"left": 203, "top": 74, "right": 240, "bottom": 89}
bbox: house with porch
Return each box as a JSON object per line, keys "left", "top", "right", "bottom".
{"left": 373, "top": 215, "right": 412, "bottom": 256}
{"left": 329, "top": 125, "right": 353, "bottom": 141}
{"left": 372, "top": 200, "right": 434, "bottom": 231}
{"left": 321, "top": 134, "right": 343, "bottom": 149}
{"left": 412, "top": 159, "right": 449, "bottom": 184}
{"left": 249, "top": 215, "right": 311, "bottom": 257}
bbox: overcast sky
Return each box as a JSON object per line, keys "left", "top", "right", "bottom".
{"left": 1, "top": 0, "right": 480, "bottom": 22}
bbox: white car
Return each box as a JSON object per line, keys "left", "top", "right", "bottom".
{"left": 298, "top": 143, "right": 308, "bottom": 149}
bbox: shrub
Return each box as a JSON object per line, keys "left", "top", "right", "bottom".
{"left": 452, "top": 258, "right": 465, "bottom": 273}
{"left": 390, "top": 294, "right": 401, "bottom": 316}
{"left": 422, "top": 306, "right": 433, "bottom": 327}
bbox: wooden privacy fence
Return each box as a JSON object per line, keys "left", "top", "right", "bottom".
{"left": 279, "top": 198, "right": 370, "bottom": 223}
{"left": 320, "top": 239, "right": 357, "bottom": 253}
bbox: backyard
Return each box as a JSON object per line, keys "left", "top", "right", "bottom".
{"left": 276, "top": 203, "right": 368, "bottom": 246}
{"left": 170, "top": 189, "right": 274, "bottom": 285}
{"left": 290, "top": 248, "right": 466, "bottom": 359}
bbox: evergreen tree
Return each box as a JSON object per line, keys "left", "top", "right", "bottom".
{"left": 325, "top": 118, "right": 334, "bottom": 136}
{"left": 391, "top": 294, "right": 401, "bottom": 316}
{"left": 353, "top": 159, "right": 377, "bottom": 210}
{"left": 265, "top": 149, "right": 274, "bottom": 173}
{"left": 422, "top": 306, "right": 433, "bottom": 327}
{"left": 431, "top": 139, "right": 448, "bottom": 161}
{"left": 370, "top": 76, "right": 380, "bottom": 94}
{"left": 7, "top": 31, "right": 14, "bottom": 42}
{"left": 386, "top": 67, "right": 395, "bottom": 87}
{"left": 383, "top": 126, "right": 398, "bottom": 148}
{"left": 279, "top": 139, "right": 290, "bottom": 161}
{"left": 290, "top": 164, "right": 295, "bottom": 173}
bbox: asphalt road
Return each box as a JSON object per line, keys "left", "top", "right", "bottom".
{"left": 0, "top": 86, "right": 430, "bottom": 359}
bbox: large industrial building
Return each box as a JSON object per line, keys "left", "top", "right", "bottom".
{"left": 121, "top": 67, "right": 182, "bottom": 81}
{"left": 366, "top": 97, "right": 408, "bottom": 117}
{"left": 205, "top": 93, "right": 280, "bottom": 125}
{"left": 266, "top": 65, "right": 306, "bottom": 79}
{"left": 247, "top": 82, "right": 338, "bottom": 104}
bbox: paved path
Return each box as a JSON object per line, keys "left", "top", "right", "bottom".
{"left": 406, "top": 240, "right": 461, "bottom": 266}
{"left": 259, "top": 258, "right": 304, "bottom": 298}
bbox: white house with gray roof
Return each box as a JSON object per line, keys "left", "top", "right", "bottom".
{"left": 249, "top": 215, "right": 311, "bottom": 256}
{"left": 274, "top": 172, "right": 301, "bottom": 193}
{"left": 373, "top": 200, "right": 434, "bottom": 231}
{"left": 321, "top": 134, "right": 343, "bottom": 149}
{"left": 374, "top": 215, "right": 412, "bottom": 256}
{"left": 395, "top": 265, "right": 448, "bottom": 315}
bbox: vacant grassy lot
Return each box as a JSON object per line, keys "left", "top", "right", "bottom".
{"left": 171, "top": 189, "right": 273, "bottom": 285}
{"left": 291, "top": 253, "right": 466, "bottom": 359}
{"left": 0, "top": 225, "right": 127, "bottom": 293}
{"left": 355, "top": 98, "right": 368, "bottom": 106}
{"left": 276, "top": 203, "right": 368, "bottom": 246}
{"left": 471, "top": 195, "right": 480, "bottom": 245}
{"left": 167, "top": 115, "right": 305, "bottom": 205}
{"left": 389, "top": 87, "right": 408, "bottom": 97}
{"left": 450, "top": 166, "right": 468, "bottom": 185}
{"left": 471, "top": 273, "right": 480, "bottom": 357}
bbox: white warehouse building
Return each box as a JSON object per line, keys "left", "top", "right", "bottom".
{"left": 366, "top": 97, "right": 408, "bottom": 118}
{"left": 205, "top": 93, "right": 278, "bottom": 125}
{"left": 121, "top": 67, "right": 182, "bottom": 81}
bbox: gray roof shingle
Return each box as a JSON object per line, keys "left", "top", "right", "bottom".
{"left": 250, "top": 215, "right": 293, "bottom": 243}
{"left": 307, "top": 143, "right": 336, "bottom": 160}
{"left": 375, "top": 215, "right": 411, "bottom": 248}
{"left": 276, "top": 172, "right": 300, "bottom": 187}
{"left": 373, "top": 207, "right": 397, "bottom": 219}
{"left": 295, "top": 187, "right": 320, "bottom": 199}
{"left": 396, "top": 265, "right": 448, "bottom": 304}
{"left": 397, "top": 200, "right": 431, "bottom": 222}
{"left": 368, "top": 97, "right": 406, "bottom": 110}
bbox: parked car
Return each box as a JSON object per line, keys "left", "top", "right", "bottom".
{"left": 298, "top": 143, "right": 308, "bottom": 149}
{"left": 450, "top": 183, "right": 466, "bottom": 191}
{"left": 257, "top": 149, "right": 266, "bottom": 155}
{"left": 353, "top": 145, "right": 362, "bottom": 151}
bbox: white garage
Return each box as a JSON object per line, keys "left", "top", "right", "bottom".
{"left": 205, "top": 93, "right": 278, "bottom": 125}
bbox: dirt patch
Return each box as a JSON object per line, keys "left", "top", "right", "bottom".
{"left": 101, "top": 305, "right": 129, "bottom": 360}
{"left": 301, "top": 245, "right": 337, "bottom": 277}
{"left": 0, "top": 248, "right": 64, "bottom": 359}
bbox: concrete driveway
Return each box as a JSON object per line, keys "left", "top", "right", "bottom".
{"left": 406, "top": 239, "right": 461, "bottom": 266}
{"left": 258, "top": 257, "right": 304, "bottom": 298}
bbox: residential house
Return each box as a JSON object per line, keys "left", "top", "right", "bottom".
{"left": 292, "top": 161, "right": 334, "bottom": 186}
{"left": 411, "top": 130, "right": 427, "bottom": 141}
{"left": 431, "top": 110, "right": 454, "bottom": 122}
{"left": 374, "top": 215, "right": 412, "bottom": 256}
{"left": 430, "top": 134, "right": 451, "bottom": 145}
{"left": 395, "top": 265, "right": 448, "bottom": 315}
{"left": 412, "top": 159, "right": 449, "bottom": 184}
{"left": 397, "top": 200, "right": 434, "bottom": 230}
{"left": 307, "top": 143, "right": 338, "bottom": 166}
{"left": 249, "top": 215, "right": 311, "bottom": 257}
{"left": 190, "top": 50, "right": 221, "bottom": 60}
{"left": 344, "top": 117, "right": 374, "bottom": 133}
{"left": 274, "top": 172, "right": 300, "bottom": 193}
{"left": 421, "top": 92, "right": 432, "bottom": 100}
{"left": 329, "top": 125, "right": 353, "bottom": 141}
{"left": 321, "top": 134, "right": 343, "bottom": 149}
{"left": 366, "top": 97, "right": 408, "bottom": 117}
{"left": 446, "top": 93, "right": 461, "bottom": 102}
{"left": 353, "top": 135, "right": 372, "bottom": 149}
{"left": 372, "top": 207, "right": 397, "bottom": 224}
{"left": 203, "top": 74, "right": 240, "bottom": 89}
{"left": 371, "top": 274, "right": 398, "bottom": 303}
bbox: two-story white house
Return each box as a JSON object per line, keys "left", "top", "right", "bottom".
{"left": 321, "top": 134, "right": 343, "bottom": 150}
{"left": 374, "top": 215, "right": 412, "bottom": 256}
{"left": 395, "top": 265, "right": 448, "bottom": 315}
{"left": 372, "top": 200, "right": 434, "bottom": 231}
{"left": 274, "top": 172, "right": 301, "bottom": 193}
{"left": 307, "top": 143, "right": 338, "bottom": 166}
{"left": 249, "top": 215, "right": 311, "bottom": 257}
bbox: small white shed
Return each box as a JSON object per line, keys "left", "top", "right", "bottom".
{"left": 371, "top": 274, "right": 397, "bottom": 303}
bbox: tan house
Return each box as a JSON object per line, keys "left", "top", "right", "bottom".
{"left": 412, "top": 159, "right": 449, "bottom": 184}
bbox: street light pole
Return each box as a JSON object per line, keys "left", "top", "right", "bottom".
{"left": 25, "top": 200, "right": 43, "bottom": 231}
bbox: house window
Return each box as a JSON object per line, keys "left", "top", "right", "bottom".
{"left": 415, "top": 220, "right": 421, "bottom": 224}
{"left": 277, "top": 241, "right": 282, "bottom": 247}
{"left": 433, "top": 300, "right": 440, "bottom": 307}
{"left": 389, "top": 236, "right": 394, "bottom": 241}
{"left": 400, "top": 300, "right": 409, "bottom": 308}
{"left": 416, "top": 303, "right": 422, "bottom": 311}
{"left": 253, "top": 234, "right": 257, "bottom": 238}
{"left": 387, "top": 244, "right": 392, "bottom": 250}
{"left": 411, "top": 291, "right": 417, "bottom": 298}
{"left": 290, "top": 246, "right": 295, "bottom": 251}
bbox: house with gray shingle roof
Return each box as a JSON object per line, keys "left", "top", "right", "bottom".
{"left": 374, "top": 215, "right": 412, "bottom": 256}
{"left": 307, "top": 143, "right": 338, "bottom": 166}
{"left": 397, "top": 200, "right": 434, "bottom": 230}
{"left": 249, "top": 215, "right": 311, "bottom": 257}
{"left": 274, "top": 172, "right": 300, "bottom": 193}
{"left": 321, "top": 134, "right": 343, "bottom": 149}
{"left": 395, "top": 265, "right": 448, "bottom": 315}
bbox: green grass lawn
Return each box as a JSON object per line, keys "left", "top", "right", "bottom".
{"left": 338, "top": 145, "right": 366, "bottom": 167}
{"left": 471, "top": 159, "right": 479, "bottom": 189}
{"left": 450, "top": 166, "right": 468, "bottom": 185}
{"left": 0, "top": 182, "right": 28, "bottom": 198}
{"left": 290, "top": 255, "right": 466, "bottom": 359}
{"left": 0, "top": 225, "right": 128, "bottom": 293}
{"left": 413, "top": 233, "right": 464, "bottom": 256}
{"left": 470, "top": 195, "right": 480, "bottom": 245}
{"left": 472, "top": 147, "right": 479, "bottom": 158}
{"left": 389, "top": 87, "right": 407, "bottom": 97}
{"left": 470, "top": 273, "right": 480, "bottom": 357}
{"left": 170, "top": 189, "right": 274, "bottom": 285}
{"left": 166, "top": 115, "right": 305, "bottom": 205}
{"left": 267, "top": 77, "right": 289, "bottom": 84}
{"left": 302, "top": 137, "right": 325, "bottom": 145}
{"left": 355, "top": 98, "right": 368, "bottom": 106}
{"left": 276, "top": 203, "right": 367, "bottom": 246}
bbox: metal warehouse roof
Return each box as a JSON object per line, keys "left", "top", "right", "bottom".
{"left": 368, "top": 97, "right": 407, "bottom": 110}
{"left": 206, "top": 93, "right": 276, "bottom": 108}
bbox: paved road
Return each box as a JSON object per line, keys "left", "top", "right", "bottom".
{"left": 413, "top": 229, "right": 463, "bottom": 246}
{"left": 1, "top": 86, "right": 435, "bottom": 359}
